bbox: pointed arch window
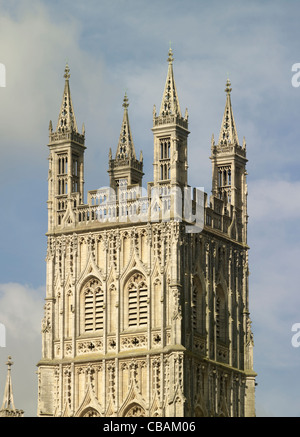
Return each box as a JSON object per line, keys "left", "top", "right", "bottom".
{"left": 217, "top": 165, "right": 232, "bottom": 203}
{"left": 159, "top": 138, "right": 171, "bottom": 181}
{"left": 81, "top": 278, "right": 104, "bottom": 333}
{"left": 160, "top": 163, "right": 170, "bottom": 181}
{"left": 125, "top": 273, "right": 148, "bottom": 328}
{"left": 160, "top": 138, "right": 170, "bottom": 159}
{"left": 58, "top": 156, "right": 68, "bottom": 175}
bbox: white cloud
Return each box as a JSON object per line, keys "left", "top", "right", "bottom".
{"left": 0, "top": 282, "right": 44, "bottom": 340}
{"left": 0, "top": 0, "right": 118, "bottom": 178}
{"left": 0, "top": 282, "right": 44, "bottom": 417}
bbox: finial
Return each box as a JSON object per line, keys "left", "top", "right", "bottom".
{"left": 167, "top": 47, "right": 174, "bottom": 64}
{"left": 122, "top": 92, "right": 129, "bottom": 109}
{"left": 49, "top": 120, "right": 53, "bottom": 133}
{"left": 82, "top": 122, "right": 85, "bottom": 135}
{"left": 225, "top": 78, "right": 232, "bottom": 94}
{"left": 64, "top": 63, "right": 70, "bottom": 80}
{"left": 211, "top": 133, "right": 216, "bottom": 149}
{"left": 6, "top": 356, "right": 13, "bottom": 368}
{"left": 153, "top": 104, "right": 156, "bottom": 120}
{"left": 184, "top": 107, "right": 189, "bottom": 121}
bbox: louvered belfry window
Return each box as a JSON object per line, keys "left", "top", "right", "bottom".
{"left": 127, "top": 273, "right": 148, "bottom": 327}
{"left": 83, "top": 279, "right": 104, "bottom": 332}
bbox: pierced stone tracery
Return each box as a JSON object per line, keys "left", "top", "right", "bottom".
{"left": 124, "top": 404, "right": 146, "bottom": 417}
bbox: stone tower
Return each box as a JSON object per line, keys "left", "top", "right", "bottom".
{"left": 37, "top": 51, "right": 256, "bottom": 417}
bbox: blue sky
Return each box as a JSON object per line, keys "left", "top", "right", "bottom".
{"left": 0, "top": 0, "right": 300, "bottom": 417}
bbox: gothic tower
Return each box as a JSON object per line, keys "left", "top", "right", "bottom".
{"left": 210, "top": 79, "right": 248, "bottom": 243}
{"left": 152, "top": 48, "right": 189, "bottom": 189}
{"left": 37, "top": 52, "right": 256, "bottom": 417}
{"left": 47, "top": 63, "right": 86, "bottom": 232}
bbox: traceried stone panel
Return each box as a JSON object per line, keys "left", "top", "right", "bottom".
{"left": 107, "top": 284, "right": 117, "bottom": 334}
{"left": 122, "top": 232, "right": 131, "bottom": 268}
{"left": 140, "top": 230, "right": 148, "bottom": 264}
{"left": 215, "top": 284, "right": 227, "bottom": 343}
{"left": 192, "top": 275, "right": 205, "bottom": 335}
{"left": 79, "top": 238, "right": 87, "bottom": 272}
{"left": 152, "top": 279, "right": 162, "bottom": 329}
{"left": 124, "top": 404, "right": 146, "bottom": 417}
{"left": 64, "top": 289, "right": 73, "bottom": 338}
{"left": 82, "top": 408, "right": 100, "bottom": 417}
{"left": 96, "top": 236, "right": 106, "bottom": 271}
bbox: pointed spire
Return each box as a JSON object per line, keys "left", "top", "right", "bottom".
{"left": 55, "top": 63, "right": 78, "bottom": 133}
{"left": 115, "top": 92, "right": 136, "bottom": 160}
{"left": 0, "top": 356, "right": 23, "bottom": 417}
{"left": 1, "top": 356, "right": 15, "bottom": 411}
{"left": 108, "top": 92, "right": 144, "bottom": 189}
{"left": 159, "top": 48, "right": 181, "bottom": 117}
{"left": 218, "top": 78, "right": 239, "bottom": 145}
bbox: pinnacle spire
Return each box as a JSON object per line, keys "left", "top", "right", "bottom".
{"left": 108, "top": 92, "right": 143, "bottom": 189}
{"left": 218, "top": 78, "right": 239, "bottom": 145}
{"left": 55, "top": 63, "right": 78, "bottom": 133}
{"left": 159, "top": 48, "right": 181, "bottom": 117}
{"left": 115, "top": 92, "right": 136, "bottom": 160}
{"left": 1, "top": 356, "right": 15, "bottom": 411}
{"left": 0, "top": 356, "right": 23, "bottom": 416}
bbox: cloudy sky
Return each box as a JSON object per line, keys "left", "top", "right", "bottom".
{"left": 0, "top": 0, "right": 300, "bottom": 417}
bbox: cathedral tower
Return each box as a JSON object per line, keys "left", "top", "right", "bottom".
{"left": 37, "top": 53, "right": 256, "bottom": 417}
